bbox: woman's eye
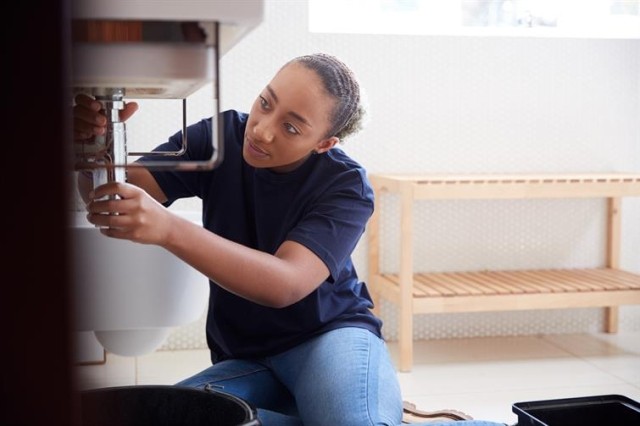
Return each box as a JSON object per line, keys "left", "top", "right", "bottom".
{"left": 259, "top": 96, "right": 269, "bottom": 109}
{"left": 284, "top": 123, "right": 299, "bottom": 135}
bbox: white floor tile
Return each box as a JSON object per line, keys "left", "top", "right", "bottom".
{"left": 388, "top": 335, "right": 571, "bottom": 365}
{"left": 541, "top": 333, "right": 640, "bottom": 385}
{"left": 135, "top": 349, "right": 211, "bottom": 385}
{"left": 582, "top": 355, "right": 640, "bottom": 384}
{"left": 590, "top": 331, "right": 640, "bottom": 354}
{"left": 542, "top": 333, "right": 640, "bottom": 357}
{"left": 396, "top": 356, "right": 624, "bottom": 397}
{"left": 74, "top": 352, "right": 136, "bottom": 390}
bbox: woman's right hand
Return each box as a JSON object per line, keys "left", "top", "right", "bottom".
{"left": 73, "top": 93, "right": 141, "bottom": 203}
{"left": 73, "top": 93, "right": 139, "bottom": 142}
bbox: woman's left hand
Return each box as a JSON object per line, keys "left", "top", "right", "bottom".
{"left": 85, "top": 181, "right": 173, "bottom": 246}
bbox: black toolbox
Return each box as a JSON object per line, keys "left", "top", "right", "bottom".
{"left": 512, "top": 394, "right": 640, "bottom": 425}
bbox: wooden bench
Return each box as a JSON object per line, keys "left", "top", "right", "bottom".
{"left": 367, "top": 173, "right": 640, "bottom": 372}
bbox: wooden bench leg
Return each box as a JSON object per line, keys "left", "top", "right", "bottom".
{"left": 398, "top": 304, "right": 413, "bottom": 372}
{"left": 604, "top": 198, "right": 620, "bottom": 334}
{"left": 398, "top": 186, "right": 414, "bottom": 372}
{"left": 605, "top": 306, "right": 618, "bottom": 333}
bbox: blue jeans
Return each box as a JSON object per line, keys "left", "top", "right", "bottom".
{"left": 176, "top": 327, "right": 505, "bottom": 426}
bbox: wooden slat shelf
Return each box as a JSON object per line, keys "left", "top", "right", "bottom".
{"left": 376, "top": 268, "right": 640, "bottom": 300}
{"left": 367, "top": 172, "right": 640, "bottom": 372}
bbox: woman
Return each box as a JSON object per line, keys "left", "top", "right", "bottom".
{"left": 75, "top": 53, "right": 506, "bottom": 426}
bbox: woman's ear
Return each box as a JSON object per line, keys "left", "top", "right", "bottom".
{"left": 314, "top": 136, "right": 339, "bottom": 154}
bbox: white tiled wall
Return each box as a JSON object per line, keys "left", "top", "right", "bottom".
{"left": 113, "top": 0, "right": 639, "bottom": 350}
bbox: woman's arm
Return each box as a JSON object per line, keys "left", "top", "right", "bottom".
{"left": 164, "top": 215, "right": 331, "bottom": 308}
{"left": 86, "top": 181, "right": 330, "bottom": 308}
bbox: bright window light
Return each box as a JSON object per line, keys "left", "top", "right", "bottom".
{"left": 308, "top": 0, "right": 640, "bottom": 38}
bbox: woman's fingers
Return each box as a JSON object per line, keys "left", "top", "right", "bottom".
{"left": 86, "top": 197, "right": 137, "bottom": 217}
{"left": 73, "top": 94, "right": 137, "bottom": 141}
{"left": 84, "top": 182, "right": 167, "bottom": 244}
{"left": 98, "top": 226, "right": 134, "bottom": 240}
{"left": 88, "top": 182, "right": 142, "bottom": 205}
{"left": 120, "top": 101, "right": 139, "bottom": 122}
{"left": 73, "top": 102, "right": 107, "bottom": 140}
{"left": 74, "top": 93, "right": 100, "bottom": 107}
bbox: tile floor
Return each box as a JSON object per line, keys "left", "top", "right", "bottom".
{"left": 75, "top": 331, "right": 640, "bottom": 425}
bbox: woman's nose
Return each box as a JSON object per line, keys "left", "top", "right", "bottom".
{"left": 253, "top": 120, "right": 275, "bottom": 143}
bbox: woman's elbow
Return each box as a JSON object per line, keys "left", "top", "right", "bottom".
{"left": 261, "top": 281, "right": 317, "bottom": 309}
{"left": 264, "top": 290, "right": 305, "bottom": 309}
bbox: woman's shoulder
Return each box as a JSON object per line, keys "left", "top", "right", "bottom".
{"left": 324, "top": 147, "right": 369, "bottom": 182}
{"left": 318, "top": 148, "right": 373, "bottom": 199}
{"left": 196, "top": 110, "right": 248, "bottom": 132}
{"left": 222, "top": 109, "right": 249, "bottom": 124}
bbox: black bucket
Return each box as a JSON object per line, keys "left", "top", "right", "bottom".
{"left": 79, "top": 385, "right": 261, "bottom": 426}
{"left": 512, "top": 394, "right": 640, "bottom": 426}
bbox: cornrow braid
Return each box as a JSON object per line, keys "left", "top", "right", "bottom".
{"left": 287, "top": 53, "right": 366, "bottom": 142}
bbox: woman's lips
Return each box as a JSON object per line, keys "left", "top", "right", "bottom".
{"left": 246, "top": 137, "right": 269, "bottom": 159}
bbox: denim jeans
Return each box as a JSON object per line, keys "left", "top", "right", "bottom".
{"left": 176, "top": 327, "right": 505, "bottom": 426}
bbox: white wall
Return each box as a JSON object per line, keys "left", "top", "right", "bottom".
{"left": 140, "top": 1, "right": 640, "bottom": 349}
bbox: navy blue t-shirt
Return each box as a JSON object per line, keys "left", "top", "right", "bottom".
{"left": 139, "top": 110, "right": 382, "bottom": 362}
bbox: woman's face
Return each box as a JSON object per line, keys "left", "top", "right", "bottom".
{"left": 243, "top": 63, "right": 338, "bottom": 172}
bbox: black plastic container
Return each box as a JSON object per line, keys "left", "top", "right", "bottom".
{"left": 512, "top": 394, "right": 640, "bottom": 426}
{"left": 79, "top": 385, "right": 261, "bottom": 426}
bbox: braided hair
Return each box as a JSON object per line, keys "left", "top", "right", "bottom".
{"left": 286, "top": 53, "right": 366, "bottom": 142}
